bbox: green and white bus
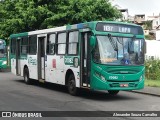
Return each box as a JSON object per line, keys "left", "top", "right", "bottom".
{"left": 0, "top": 39, "right": 7, "bottom": 70}
{"left": 10, "top": 21, "right": 145, "bottom": 95}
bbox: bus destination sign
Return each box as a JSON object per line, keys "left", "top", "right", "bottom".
{"left": 96, "top": 22, "right": 143, "bottom": 35}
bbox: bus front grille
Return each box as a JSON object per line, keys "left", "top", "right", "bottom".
{"left": 106, "top": 67, "right": 140, "bottom": 74}
{"left": 107, "top": 80, "right": 139, "bottom": 82}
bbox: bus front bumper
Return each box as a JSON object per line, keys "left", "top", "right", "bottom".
{"left": 90, "top": 76, "right": 144, "bottom": 91}
{"left": 0, "top": 64, "right": 7, "bottom": 69}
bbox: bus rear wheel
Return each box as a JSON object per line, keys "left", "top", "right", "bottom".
{"left": 24, "top": 68, "right": 32, "bottom": 85}
{"left": 108, "top": 90, "right": 119, "bottom": 95}
{"left": 68, "top": 75, "right": 78, "bottom": 96}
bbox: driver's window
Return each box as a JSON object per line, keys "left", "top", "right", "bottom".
{"left": 93, "top": 40, "right": 100, "bottom": 62}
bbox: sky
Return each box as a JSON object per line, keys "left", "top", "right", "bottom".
{"left": 111, "top": 0, "right": 160, "bottom": 16}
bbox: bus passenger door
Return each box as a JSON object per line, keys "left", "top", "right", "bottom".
{"left": 37, "top": 35, "right": 47, "bottom": 80}
{"left": 16, "top": 38, "right": 21, "bottom": 75}
{"left": 80, "top": 31, "right": 91, "bottom": 87}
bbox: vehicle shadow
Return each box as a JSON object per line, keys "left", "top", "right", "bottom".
{"left": 0, "top": 68, "right": 11, "bottom": 72}
{"left": 15, "top": 79, "right": 140, "bottom": 101}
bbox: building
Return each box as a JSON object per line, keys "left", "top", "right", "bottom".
{"left": 134, "top": 14, "right": 146, "bottom": 25}
{"left": 113, "top": 4, "right": 129, "bottom": 21}
{"left": 147, "top": 15, "right": 159, "bottom": 21}
{"left": 152, "top": 16, "right": 160, "bottom": 30}
{"left": 145, "top": 40, "right": 160, "bottom": 59}
{"left": 119, "top": 8, "right": 129, "bottom": 20}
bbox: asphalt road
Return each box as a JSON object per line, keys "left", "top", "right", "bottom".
{"left": 0, "top": 72, "right": 160, "bottom": 120}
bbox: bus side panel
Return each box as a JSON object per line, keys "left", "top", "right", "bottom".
{"left": 65, "top": 66, "right": 80, "bottom": 88}
{"left": 53, "top": 55, "right": 65, "bottom": 85}
{"left": 20, "top": 58, "right": 28, "bottom": 77}
{"left": 45, "top": 55, "right": 65, "bottom": 85}
{"left": 45, "top": 55, "right": 56, "bottom": 84}
{"left": 45, "top": 55, "right": 80, "bottom": 87}
{"left": 27, "top": 55, "right": 38, "bottom": 80}
{"left": 64, "top": 56, "right": 80, "bottom": 88}
{"left": 11, "top": 57, "right": 16, "bottom": 75}
{"left": 74, "top": 70, "right": 80, "bottom": 88}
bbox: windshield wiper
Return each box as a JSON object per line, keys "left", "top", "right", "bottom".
{"left": 108, "top": 34, "right": 118, "bottom": 51}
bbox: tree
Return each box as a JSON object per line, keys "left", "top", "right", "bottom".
{"left": 144, "top": 20, "right": 152, "bottom": 30}
{"left": 0, "top": 0, "right": 122, "bottom": 44}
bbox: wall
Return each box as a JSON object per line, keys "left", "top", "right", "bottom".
{"left": 145, "top": 40, "right": 160, "bottom": 59}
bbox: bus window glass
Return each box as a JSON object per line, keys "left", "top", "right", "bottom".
{"left": 58, "top": 44, "right": 66, "bottom": 54}
{"left": 58, "top": 33, "right": 66, "bottom": 43}
{"left": 68, "top": 31, "right": 78, "bottom": 55}
{"left": 21, "top": 46, "right": 27, "bottom": 54}
{"left": 29, "top": 35, "right": 37, "bottom": 55}
{"left": 57, "top": 33, "right": 66, "bottom": 55}
{"left": 93, "top": 36, "right": 144, "bottom": 65}
{"left": 0, "top": 49, "right": 4, "bottom": 57}
{"left": 0, "top": 40, "right": 6, "bottom": 58}
{"left": 11, "top": 38, "right": 16, "bottom": 54}
{"left": 21, "top": 37, "right": 28, "bottom": 54}
{"left": 47, "top": 34, "right": 55, "bottom": 55}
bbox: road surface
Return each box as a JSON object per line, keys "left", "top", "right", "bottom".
{"left": 0, "top": 72, "right": 159, "bottom": 120}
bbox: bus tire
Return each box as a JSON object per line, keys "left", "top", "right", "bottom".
{"left": 108, "top": 90, "right": 119, "bottom": 95}
{"left": 68, "top": 74, "right": 78, "bottom": 96}
{"left": 24, "top": 68, "right": 32, "bottom": 85}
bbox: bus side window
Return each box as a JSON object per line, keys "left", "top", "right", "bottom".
{"left": 47, "top": 34, "right": 56, "bottom": 55}
{"left": 93, "top": 40, "right": 100, "bottom": 62}
{"left": 11, "top": 38, "right": 16, "bottom": 54}
{"left": 68, "top": 31, "right": 79, "bottom": 55}
{"left": 57, "top": 32, "right": 66, "bottom": 55}
{"left": 28, "top": 35, "right": 37, "bottom": 55}
{"left": 21, "top": 36, "right": 28, "bottom": 54}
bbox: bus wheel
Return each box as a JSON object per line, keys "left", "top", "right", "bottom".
{"left": 68, "top": 75, "right": 78, "bottom": 96}
{"left": 108, "top": 90, "right": 119, "bottom": 95}
{"left": 24, "top": 68, "right": 32, "bottom": 85}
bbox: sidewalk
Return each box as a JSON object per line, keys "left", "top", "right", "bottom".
{"left": 131, "top": 86, "right": 160, "bottom": 97}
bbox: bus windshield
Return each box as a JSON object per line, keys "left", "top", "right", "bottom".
{"left": 0, "top": 49, "right": 6, "bottom": 58}
{"left": 93, "top": 35, "right": 144, "bottom": 65}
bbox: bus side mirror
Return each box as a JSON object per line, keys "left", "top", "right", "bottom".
{"left": 90, "top": 36, "right": 96, "bottom": 48}
{"left": 144, "top": 41, "right": 146, "bottom": 54}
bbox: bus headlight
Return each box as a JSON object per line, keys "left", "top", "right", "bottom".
{"left": 101, "top": 75, "right": 106, "bottom": 81}
{"left": 139, "top": 75, "right": 143, "bottom": 81}
{"left": 2, "top": 61, "right": 7, "bottom": 65}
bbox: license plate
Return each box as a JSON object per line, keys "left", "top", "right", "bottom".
{"left": 120, "top": 84, "right": 128, "bottom": 87}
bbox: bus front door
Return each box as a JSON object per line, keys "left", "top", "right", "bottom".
{"left": 37, "top": 35, "right": 47, "bottom": 80}
{"left": 80, "top": 31, "right": 91, "bottom": 88}
{"left": 16, "top": 39, "right": 21, "bottom": 75}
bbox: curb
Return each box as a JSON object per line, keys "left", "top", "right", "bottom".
{"left": 130, "top": 90, "right": 160, "bottom": 97}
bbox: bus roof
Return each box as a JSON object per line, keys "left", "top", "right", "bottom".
{"left": 10, "top": 21, "right": 142, "bottom": 38}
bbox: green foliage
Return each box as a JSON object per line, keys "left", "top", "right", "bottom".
{"left": 145, "top": 35, "right": 155, "bottom": 40}
{"left": 145, "top": 79, "right": 160, "bottom": 87}
{"left": 0, "top": 0, "right": 122, "bottom": 44}
{"left": 143, "top": 20, "right": 152, "bottom": 30}
{"left": 145, "top": 60, "right": 160, "bottom": 80}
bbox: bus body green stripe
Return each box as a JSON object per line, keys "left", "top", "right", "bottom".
{"left": 10, "top": 32, "right": 28, "bottom": 38}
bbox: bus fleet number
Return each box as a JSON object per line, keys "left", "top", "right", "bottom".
{"left": 109, "top": 76, "right": 118, "bottom": 79}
